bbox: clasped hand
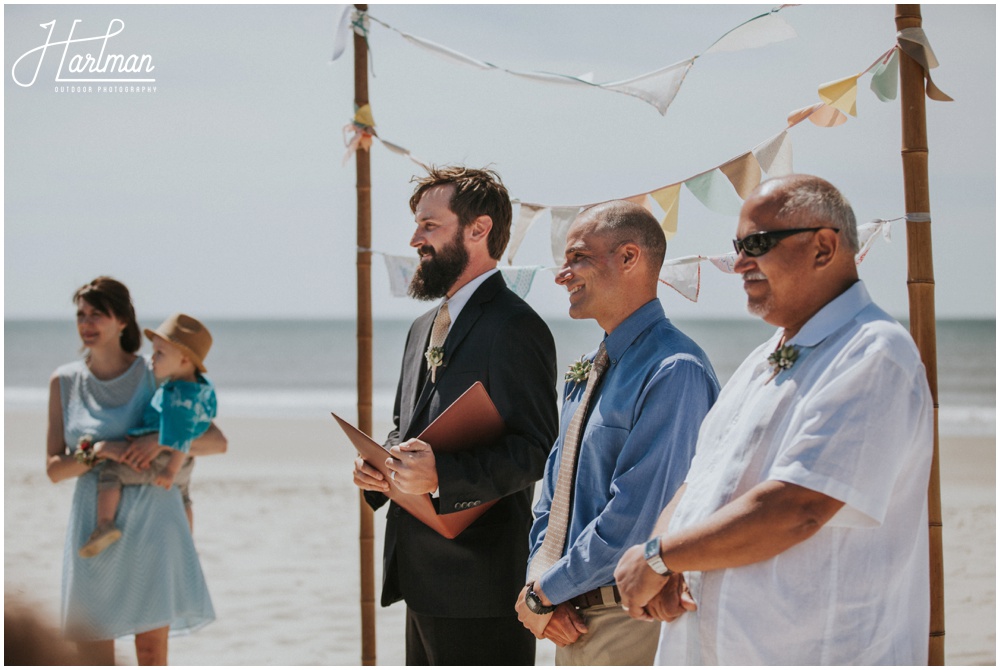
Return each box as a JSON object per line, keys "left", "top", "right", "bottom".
{"left": 614, "top": 544, "right": 697, "bottom": 622}
{"left": 352, "top": 439, "right": 439, "bottom": 496}
{"left": 92, "top": 434, "right": 165, "bottom": 471}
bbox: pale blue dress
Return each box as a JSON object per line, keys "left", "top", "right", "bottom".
{"left": 57, "top": 356, "right": 215, "bottom": 640}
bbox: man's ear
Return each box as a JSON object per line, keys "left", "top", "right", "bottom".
{"left": 466, "top": 215, "right": 493, "bottom": 244}
{"left": 813, "top": 228, "right": 839, "bottom": 269}
{"left": 620, "top": 242, "right": 642, "bottom": 273}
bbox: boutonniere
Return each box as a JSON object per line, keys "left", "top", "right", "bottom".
{"left": 425, "top": 346, "right": 445, "bottom": 383}
{"left": 565, "top": 356, "right": 593, "bottom": 386}
{"left": 766, "top": 344, "right": 799, "bottom": 383}
{"left": 74, "top": 434, "right": 98, "bottom": 467}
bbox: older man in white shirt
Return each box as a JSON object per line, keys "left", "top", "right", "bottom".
{"left": 614, "top": 174, "right": 933, "bottom": 665}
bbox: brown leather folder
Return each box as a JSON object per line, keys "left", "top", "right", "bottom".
{"left": 332, "top": 382, "right": 505, "bottom": 539}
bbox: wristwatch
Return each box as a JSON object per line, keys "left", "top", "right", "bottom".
{"left": 525, "top": 582, "right": 557, "bottom": 615}
{"left": 644, "top": 536, "right": 672, "bottom": 576}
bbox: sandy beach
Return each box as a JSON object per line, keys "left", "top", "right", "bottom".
{"left": 4, "top": 410, "right": 994, "bottom": 665}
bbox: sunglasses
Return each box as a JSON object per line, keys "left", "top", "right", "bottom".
{"left": 732, "top": 227, "right": 840, "bottom": 258}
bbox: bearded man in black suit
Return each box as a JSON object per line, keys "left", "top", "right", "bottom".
{"left": 353, "top": 166, "right": 558, "bottom": 665}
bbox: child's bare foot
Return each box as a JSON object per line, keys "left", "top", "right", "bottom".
{"left": 78, "top": 522, "right": 122, "bottom": 558}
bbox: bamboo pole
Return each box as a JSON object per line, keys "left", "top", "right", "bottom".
{"left": 353, "top": 3, "right": 376, "bottom": 665}
{"left": 894, "top": 5, "right": 944, "bottom": 665}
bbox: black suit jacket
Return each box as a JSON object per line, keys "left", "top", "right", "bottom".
{"left": 365, "top": 272, "right": 558, "bottom": 618}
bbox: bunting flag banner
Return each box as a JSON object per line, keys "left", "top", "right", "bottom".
{"left": 365, "top": 8, "right": 795, "bottom": 116}
{"left": 373, "top": 219, "right": 894, "bottom": 303}
{"left": 650, "top": 184, "right": 681, "bottom": 240}
{"left": 786, "top": 102, "right": 848, "bottom": 128}
{"left": 684, "top": 169, "right": 744, "bottom": 215}
{"left": 549, "top": 206, "right": 581, "bottom": 265}
{"left": 625, "top": 193, "right": 656, "bottom": 214}
{"left": 869, "top": 48, "right": 899, "bottom": 102}
{"left": 818, "top": 74, "right": 860, "bottom": 116}
{"left": 752, "top": 131, "right": 793, "bottom": 176}
{"left": 379, "top": 251, "right": 544, "bottom": 299}
{"left": 702, "top": 9, "right": 798, "bottom": 55}
{"left": 331, "top": 5, "right": 352, "bottom": 61}
{"left": 376, "top": 136, "right": 428, "bottom": 169}
{"left": 659, "top": 256, "right": 704, "bottom": 302}
{"left": 507, "top": 204, "right": 546, "bottom": 265}
{"left": 896, "top": 27, "right": 953, "bottom": 101}
{"left": 719, "top": 152, "right": 763, "bottom": 199}
{"left": 342, "top": 107, "right": 375, "bottom": 165}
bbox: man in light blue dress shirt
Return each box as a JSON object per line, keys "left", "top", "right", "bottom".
{"left": 514, "top": 200, "right": 719, "bottom": 664}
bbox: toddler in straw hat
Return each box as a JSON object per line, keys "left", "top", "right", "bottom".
{"left": 79, "top": 313, "right": 217, "bottom": 558}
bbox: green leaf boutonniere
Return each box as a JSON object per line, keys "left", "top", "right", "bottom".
{"left": 766, "top": 344, "right": 799, "bottom": 383}
{"left": 425, "top": 346, "right": 445, "bottom": 383}
{"left": 565, "top": 356, "right": 593, "bottom": 386}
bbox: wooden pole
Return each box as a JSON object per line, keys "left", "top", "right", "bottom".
{"left": 894, "top": 5, "right": 944, "bottom": 665}
{"left": 353, "top": 4, "right": 376, "bottom": 665}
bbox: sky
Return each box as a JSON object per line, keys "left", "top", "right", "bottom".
{"left": 4, "top": 3, "right": 996, "bottom": 322}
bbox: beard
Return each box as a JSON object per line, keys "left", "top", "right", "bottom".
{"left": 407, "top": 228, "right": 470, "bottom": 301}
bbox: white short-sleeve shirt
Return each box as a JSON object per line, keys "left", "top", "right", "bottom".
{"left": 656, "top": 281, "right": 933, "bottom": 665}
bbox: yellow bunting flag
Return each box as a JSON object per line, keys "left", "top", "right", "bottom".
{"left": 818, "top": 74, "right": 860, "bottom": 116}
{"left": 719, "top": 153, "right": 762, "bottom": 200}
{"left": 354, "top": 104, "right": 375, "bottom": 128}
{"left": 650, "top": 184, "right": 682, "bottom": 240}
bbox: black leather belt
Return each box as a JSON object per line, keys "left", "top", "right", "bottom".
{"left": 569, "top": 585, "right": 621, "bottom": 610}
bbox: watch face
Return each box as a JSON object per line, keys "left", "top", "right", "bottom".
{"left": 644, "top": 537, "right": 660, "bottom": 560}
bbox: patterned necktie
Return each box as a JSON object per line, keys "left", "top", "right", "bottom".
{"left": 425, "top": 301, "right": 450, "bottom": 383}
{"left": 529, "top": 342, "right": 610, "bottom": 581}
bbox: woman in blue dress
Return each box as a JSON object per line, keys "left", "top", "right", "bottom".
{"left": 46, "top": 276, "right": 226, "bottom": 664}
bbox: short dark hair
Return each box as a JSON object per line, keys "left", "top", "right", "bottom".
{"left": 584, "top": 200, "right": 667, "bottom": 271}
{"left": 73, "top": 276, "right": 141, "bottom": 353}
{"left": 409, "top": 166, "right": 512, "bottom": 260}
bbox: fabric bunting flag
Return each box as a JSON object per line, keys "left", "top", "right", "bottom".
{"left": 752, "top": 131, "right": 793, "bottom": 177}
{"left": 869, "top": 49, "right": 899, "bottom": 102}
{"left": 684, "top": 170, "right": 743, "bottom": 216}
{"left": 507, "top": 204, "right": 547, "bottom": 265}
{"left": 380, "top": 252, "right": 543, "bottom": 299}
{"left": 364, "top": 7, "right": 795, "bottom": 116}
{"left": 549, "top": 207, "right": 581, "bottom": 265}
{"left": 331, "top": 5, "right": 352, "bottom": 61}
{"left": 702, "top": 9, "right": 798, "bottom": 55}
{"left": 719, "top": 152, "right": 763, "bottom": 199}
{"left": 625, "top": 193, "right": 656, "bottom": 214}
{"left": 659, "top": 256, "right": 704, "bottom": 302}
{"left": 650, "top": 184, "right": 681, "bottom": 240}
{"left": 855, "top": 219, "right": 892, "bottom": 264}
{"left": 896, "top": 27, "right": 953, "bottom": 102}
{"left": 818, "top": 74, "right": 860, "bottom": 116}
{"left": 786, "top": 102, "right": 848, "bottom": 128}
{"left": 342, "top": 104, "right": 376, "bottom": 165}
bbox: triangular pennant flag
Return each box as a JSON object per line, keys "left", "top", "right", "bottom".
{"left": 507, "top": 204, "right": 547, "bottom": 264}
{"left": 855, "top": 219, "right": 892, "bottom": 264}
{"left": 753, "top": 131, "right": 793, "bottom": 177}
{"left": 383, "top": 253, "right": 419, "bottom": 297}
{"left": 709, "top": 253, "right": 738, "bottom": 274}
{"left": 818, "top": 74, "right": 860, "bottom": 116}
{"left": 684, "top": 170, "right": 743, "bottom": 216}
{"left": 869, "top": 49, "right": 899, "bottom": 102}
{"left": 719, "top": 153, "right": 763, "bottom": 200}
{"left": 353, "top": 104, "right": 375, "bottom": 129}
{"left": 498, "top": 265, "right": 545, "bottom": 299}
{"left": 787, "top": 103, "right": 848, "bottom": 128}
{"left": 625, "top": 194, "right": 655, "bottom": 214}
{"left": 331, "top": 5, "right": 353, "bottom": 61}
{"left": 897, "top": 27, "right": 953, "bottom": 101}
{"left": 602, "top": 58, "right": 696, "bottom": 116}
{"left": 549, "top": 207, "right": 581, "bottom": 265}
{"left": 650, "top": 184, "right": 682, "bottom": 240}
{"left": 702, "top": 11, "right": 797, "bottom": 55}
{"left": 659, "top": 257, "right": 702, "bottom": 302}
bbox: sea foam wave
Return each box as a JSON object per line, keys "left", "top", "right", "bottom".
{"left": 6, "top": 386, "right": 995, "bottom": 436}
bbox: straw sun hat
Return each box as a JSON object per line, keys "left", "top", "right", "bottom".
{"left": 144, "top": 313, "right": 213, "bottom": 373}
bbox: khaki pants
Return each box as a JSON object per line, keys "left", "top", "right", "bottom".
{"left": 555, "top": 603, "right": 660, "bottom": 665}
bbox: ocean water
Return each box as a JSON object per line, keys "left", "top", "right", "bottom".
{"left": 5, "top": 317, "right": 995, "bottom": 437}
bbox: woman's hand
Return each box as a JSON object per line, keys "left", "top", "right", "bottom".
{"left": 123, "top": 434, "right": 167, "bottom": 470}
